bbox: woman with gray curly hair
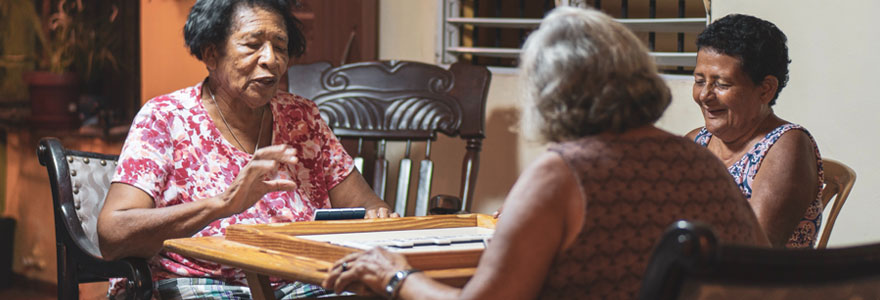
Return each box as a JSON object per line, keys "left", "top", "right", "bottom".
{"left": 321, "top": 7, "right": 768, "bottom": 300}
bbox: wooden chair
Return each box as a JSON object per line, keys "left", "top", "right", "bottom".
{"left": 287, "top": 60, "right": 491, "bottom": 216}
{"left": 638, "top": 220, "right": 880, "bottom": 300}
{"left": 815, "top": 158, "right": 856, "bottom": 249}
{"left": 37, "top": 137, "right": 151, "bottom": 300}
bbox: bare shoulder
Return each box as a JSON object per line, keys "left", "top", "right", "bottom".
{"left": 766, "top": 128, "right": 818, "bottom": 164}
{"left": 502, "top": 151, "right": 579, "bottom": 212}
{"left": 520, "top": 151, "right": 578, "bottom": 195}
{"left": 684, "top": 127, "right": 704, "bottom": 140}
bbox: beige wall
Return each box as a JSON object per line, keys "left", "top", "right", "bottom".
{"left": 379, "top": 0, "right": 880, "bottom": 247}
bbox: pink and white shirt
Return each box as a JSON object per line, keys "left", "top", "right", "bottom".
{"left": 112, "top": 81, "right": 354, "bottom": 286}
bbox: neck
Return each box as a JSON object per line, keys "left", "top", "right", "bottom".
{"left": 205, "top": 80, "right": 266, "bottom": 125}
{"left": 713, "top": 109, "right": 781, "bottom": 160}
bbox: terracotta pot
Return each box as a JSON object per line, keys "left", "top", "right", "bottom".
{"left": 24, "top": 71, "right": 80, "bottom": 130}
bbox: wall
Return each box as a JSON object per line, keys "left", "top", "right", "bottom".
{"left": 141, "top": 0, "right": 206, "bottom": 103}
{"left": 379, "top": 0, "right": 880, "bottom": 247}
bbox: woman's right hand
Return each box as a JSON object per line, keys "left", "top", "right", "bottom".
{"left": 216, "top": 144, "right": 299, "bottom": 217}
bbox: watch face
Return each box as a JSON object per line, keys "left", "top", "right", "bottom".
{"left": 386, "top": 270, "right": 406, "bottom": 297}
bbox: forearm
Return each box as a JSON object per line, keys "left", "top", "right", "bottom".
{"left": 330, "top": 170, "right": 391, "bottom": 210}
{"left": 98, "top": 198, "right": 225, "bottom": 260}
{"left": 398, "top": 273, "right": 462, "bottom": 300}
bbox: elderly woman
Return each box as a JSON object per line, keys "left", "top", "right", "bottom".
{"left": 97, "top": 0, "right": 395, "bottom": 298}
{"left": 321, "top": 7, "right": 768, "bottom": 299}
{"left": 685, "top": 14, "right": 823, "bottom": 248}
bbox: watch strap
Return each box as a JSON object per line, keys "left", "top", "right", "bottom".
{"left": 385, "top": 269, "right": 422, "bottom": 299}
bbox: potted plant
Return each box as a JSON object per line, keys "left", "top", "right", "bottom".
{"left": 5, "top": 0, "right": 121, "bottom": 130}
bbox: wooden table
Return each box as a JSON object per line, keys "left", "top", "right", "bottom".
{"left": 163, "top": 214, "right": 497, "bottom": 300}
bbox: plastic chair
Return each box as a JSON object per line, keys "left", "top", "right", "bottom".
{"left": 37, "top": 137, "right": 151, "bottom": 300}
{"left": 639, "top": 220, "right": 880, "bottom": 300}
{"left": 815, "top": 158, "right": 856, "bottom": 249}
{"left": 287, "top": 60, "right": 491, "bottom": 216}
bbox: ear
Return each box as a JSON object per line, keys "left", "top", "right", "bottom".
{"left": 758, "top": 75, "right": 779, "bottom": 105}
{"left": 202, "top": 44, "right": 219, "bottom": 72}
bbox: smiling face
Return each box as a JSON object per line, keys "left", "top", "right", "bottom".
{"left": 693, "top": 48, "right": 775, "bottom": 142}
{"left": 205, "top": 4, "right": 289, "bottom": 108}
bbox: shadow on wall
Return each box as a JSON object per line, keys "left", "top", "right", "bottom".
{"left": 471, "top": 107, "right": 521, "bottom": 214}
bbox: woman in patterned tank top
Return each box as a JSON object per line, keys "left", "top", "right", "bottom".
{"left": 685, "top": 14, "right": 824, "bottom": 248}
{"left": 321, "top": 7, "right": 769, "bottom": 300}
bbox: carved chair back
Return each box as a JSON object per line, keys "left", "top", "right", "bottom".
{"left": 288, "top": 61, "right": 491, "bottom": 215}
{"left": 37, "top": 137, "right": 151, "bottom": 300}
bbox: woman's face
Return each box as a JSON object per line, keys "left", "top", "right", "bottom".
{"left": 693, "top": 49, "right": 772, "bottom": 141}
{"left": 207, "top": 4, "right": 289, "bottom": 108}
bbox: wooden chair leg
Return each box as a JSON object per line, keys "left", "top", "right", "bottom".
{"left": 245, "top": 271, "right": 277, "bottom": 300}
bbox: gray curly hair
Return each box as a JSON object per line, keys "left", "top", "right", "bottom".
{"left": 519, "top": 7, "right": 671, "bottom": 143}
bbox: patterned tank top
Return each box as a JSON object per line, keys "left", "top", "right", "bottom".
{"left": 536, "top": 134, "right": 765, "bottom": 299}
{"left": 693, "top": 123, "right": 824, "bottom": 248}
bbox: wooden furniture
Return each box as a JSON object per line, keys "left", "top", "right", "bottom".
{"left": 815, "top": 158, "right": 856, "bottom": 249}
{"left": 164, "top": 214, "right": 497, "bottom": 300}
{"left": 638, "top": 220, "right": 880, "bottom": 300}
{"left": 290, "top": 0, "right": 378, "bottom": 66}
{"left": 287, "top": 61, "right": 491, "bottom": 216}
{"left": 36, "top": 137, "right": 151, "bottom": 300}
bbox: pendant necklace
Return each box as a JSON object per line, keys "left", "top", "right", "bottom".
{"left": 207, "top": 84, "right": 265, "bottom": 154}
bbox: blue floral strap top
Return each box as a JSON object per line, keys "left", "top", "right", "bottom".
{"left": 694, "top": 123, "right": 824, "bottom": 248}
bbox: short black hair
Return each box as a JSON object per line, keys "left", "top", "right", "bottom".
{"left": 697, "top": 14, "right": 790, "bottom": 105}
{"left": 184, "top": 0, "right": 306, "bottom": 60}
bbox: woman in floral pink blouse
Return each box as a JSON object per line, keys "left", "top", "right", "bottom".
{"left": 96, "top": 0, "right": 395, "bottom": 298}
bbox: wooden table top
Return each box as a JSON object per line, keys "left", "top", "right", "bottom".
{"left": 163, "top": 214, "right": 497, "bottom": 287}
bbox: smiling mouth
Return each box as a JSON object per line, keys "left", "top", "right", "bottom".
{"left": 704, "top": 107, "right": 726, "bottom": 116}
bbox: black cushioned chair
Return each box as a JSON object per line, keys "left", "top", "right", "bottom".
{"left": 37, "top": 137, "right": 151, "bottom": 300}
{"left": 639, "top": 220, "right": 880, "bottom": 300}
{"left": 288, "top": 60, "right": 491, "bottom": 216}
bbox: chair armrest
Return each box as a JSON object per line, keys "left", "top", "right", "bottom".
{"left": 429, "top": 195, "right": 465, "bottom": 215}
{"left": 121, "top": 257, "right": 152, "bottom": 300}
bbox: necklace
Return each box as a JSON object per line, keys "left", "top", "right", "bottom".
{"left": 207, "top": 84, "right": 266, "bottom": 154}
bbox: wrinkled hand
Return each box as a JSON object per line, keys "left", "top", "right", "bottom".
{"left": 365, "top": 207, "right": 400, "bottom": 219}
{"left": 322, "top": 247, "right": 411, "bottom": 295}
{"left": 218, "top": 145, "right": 298, "bottom": 217}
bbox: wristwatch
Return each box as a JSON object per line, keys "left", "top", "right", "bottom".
{"left": 384, "top": 269, "right": 422, "bottom": 299}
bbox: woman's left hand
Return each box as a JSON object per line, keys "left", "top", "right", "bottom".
{"left": 365, "top": 206, "right": 400, "bottom": 219}
{"left": 323, "top": 247, "right": 411, "bottom": 295}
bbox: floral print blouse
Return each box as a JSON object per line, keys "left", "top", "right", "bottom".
{"left": 694, "top": 123, "right": 824, "bottom": 248}
{"left": 111, "top": 81, "right": 354, "bottom": 288}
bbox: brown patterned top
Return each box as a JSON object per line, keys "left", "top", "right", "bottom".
{"left": 536, "top": 134, "right": 765, "bottom": 299}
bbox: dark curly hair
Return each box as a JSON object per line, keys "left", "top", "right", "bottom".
{"left": 184, "top": 0, "right": 306, "bottom": 61}
{"left": 697, "top": 14, "right": 790, "bottom": 105}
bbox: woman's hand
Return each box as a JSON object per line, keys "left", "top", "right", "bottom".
{"left": 365, "top": 206, "right": 399, "bottom": 219}
{"left": 323, "top": 247, "right": 411, "bottom": 295}
{"left": 216, "top": 144, "right": 299, "bottom": 217}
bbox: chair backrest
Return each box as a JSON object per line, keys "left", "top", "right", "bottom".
{"left": 815, "top": 158, "right": 856, "bottom": 249}
{"left": 639, "top": 220, "right": 880, "bottom": 300}
{"left": 287, "top": 60, "right": 491, "bottom": 216}
{"left": 38, "top": 137, "right": 118, "bottom": 258}
{"left": 38, "top": 137, "right": 152, "bottom": 300}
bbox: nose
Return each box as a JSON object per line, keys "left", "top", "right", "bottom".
{"left": 696, "top": 83, "right": 714, "bottom": 103}
{"left": 258, "top": 42, "right": 279, "bottom": 69}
